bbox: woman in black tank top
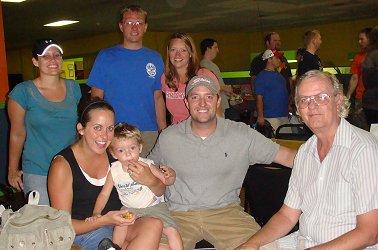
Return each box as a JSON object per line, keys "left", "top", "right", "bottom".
{"left": 48, "top": 98, "right": 164, "bottom": 249}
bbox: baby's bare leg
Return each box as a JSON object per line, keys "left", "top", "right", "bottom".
{"left": 163, "top": 227, "right": 183, "bottom": 250}
{"left": 112, "top": 225, "right": 129, "bottom": 248}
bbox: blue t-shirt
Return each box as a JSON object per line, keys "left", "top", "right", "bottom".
{"left": 8, "top": 79, "right": 81, "bottom": 176}
{"left": 87, "top": 45, "right": 164, "bottom": 131}
{"left": 255, "top": 70, "right": 288, "bottom": 118}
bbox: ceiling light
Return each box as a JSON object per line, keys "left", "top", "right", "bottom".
{"left": 44, "top": 20, "right": 79, "bottom": 27}
{"left": 2, "top": 0, "right": 26, "bottom": 2}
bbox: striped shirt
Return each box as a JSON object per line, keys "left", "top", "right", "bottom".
{"left": 284, "top": 118, "right": 378, "bottom": 248}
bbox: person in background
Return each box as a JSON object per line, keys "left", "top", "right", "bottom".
{"left": 255, "top": 49, "right": 289, "bottom": 132}
{"left": 347, "top": 27, "right": 372, "bottom": 102}
{"left": 86, "top": 122, "right": 183, "bottom": 250}
{"left": 346, "top": 27, "right": 372, "bottom": 130}
{"left": 249, "top": 32, "right": 293, "bottom": 99}
{"left": 296, "top": 30, "right": 323, "bottom": 78}
{"left": 237, "top": 70, "right": 378, "bottom": 250}
{"left": 149, "top": 75, "right": 297, "bottom": 249}
{"left": 88, "top": 5, "right": 166, "bottom": 157}
{"left": 291, "top": 48, "right": 306, "bottom": 83}
{"left": 200, "top": 38, "right": 233, "bottom": 115}
{"left": 362, "top": 26, "right": 378, "bottom": 129}
{"left": 162, "top": 32, "right": 222, "bottom": 124}
{"left": 7, "top": 38, "right": 81, "bottom": 205}
{"left": 48, "top": 99, "right": 164, "bottom": 249}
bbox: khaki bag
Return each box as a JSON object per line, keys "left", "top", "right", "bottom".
{"left": 0, "top": 191, "right": 75, "bottom": 250}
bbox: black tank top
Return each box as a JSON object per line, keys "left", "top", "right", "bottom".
{"left": 57, "top": 147, "right": 121, "bottom": 220}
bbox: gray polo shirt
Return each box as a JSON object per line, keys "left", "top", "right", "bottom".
{"left": 149, "top": 117, "right": 279, "bottom": 211}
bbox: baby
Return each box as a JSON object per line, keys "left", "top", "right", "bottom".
{"left": 86, "top": 122, "right": 183, "bottom": 250}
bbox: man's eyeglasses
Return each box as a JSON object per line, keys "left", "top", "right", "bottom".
{"left": 296, "top": 93, "right": 334, "bottom": 109}
{"left": 123, "top": 21, "right": 145, "bottom": 27}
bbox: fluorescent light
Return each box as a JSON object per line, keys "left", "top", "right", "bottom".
{"left": 2, "top": 0, "right": 26, "bottom": 2}
{"left": 44, "top": 20, "right": 79, "bottom": 27}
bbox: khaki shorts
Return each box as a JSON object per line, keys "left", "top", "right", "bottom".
{"left": 171, "top": 202, "right": 261, "bottom": 250}
{"left": 122, "top": 203, "right": 177, "bottom": 229}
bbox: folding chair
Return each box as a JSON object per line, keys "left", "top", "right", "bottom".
{"left": 275, "top": 124, "right": 312, "bottom": 141}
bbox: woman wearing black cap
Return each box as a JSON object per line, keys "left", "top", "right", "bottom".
{"left": 7, "top": 38, "right": 81, "bottom": 205}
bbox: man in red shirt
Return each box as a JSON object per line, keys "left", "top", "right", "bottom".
{"left": 347, "top": 27, "right": 372, "bottom": 109}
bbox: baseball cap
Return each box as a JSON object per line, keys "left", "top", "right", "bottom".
{"left": 262, "top": 49, "right": 284, "bottom": 60}
{"left": 32, "top": 39, "right": 63, "bottom": 57}
{"left": 186, "top": 75, "right": 219, "bottom": 97}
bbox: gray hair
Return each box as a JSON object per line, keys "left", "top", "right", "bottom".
{"left": 295, "top": 70, "right": 350, "bottom": 118}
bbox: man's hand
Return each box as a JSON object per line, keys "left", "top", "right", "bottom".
{"left": 159, "top": 165, "right": 176, "bottom": 186}
{"left": 257, "top": 116, "right": 265, "bottom": 126}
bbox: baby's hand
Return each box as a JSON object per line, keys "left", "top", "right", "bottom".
{"left": 85, "top": 214, "right": 101, "bottom": 223}
{"left": 122, "top": 211, "right": 134, "bottom": 219}
{"left": 121, "top": 211, "right": 136, "bottom": 224}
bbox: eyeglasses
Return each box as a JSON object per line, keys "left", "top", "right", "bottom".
{"left": 123, "top": 21, "right": 145, "bottom": 27}
{"left": 296, "top": 93, "right": 333, "bottom": 109}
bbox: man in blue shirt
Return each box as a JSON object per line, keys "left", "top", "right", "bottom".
{"left": 88, "top": 5, "right": 166, "bottom": 156}
{"left": 255, "top": 49, "right": 289, "bottom": 132}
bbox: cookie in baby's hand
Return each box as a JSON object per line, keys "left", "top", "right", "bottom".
{"left": 123, "top": 212, "right": 134, "bottom": 219}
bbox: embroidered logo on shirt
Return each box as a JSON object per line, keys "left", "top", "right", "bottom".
{"left": 146, "top": 63, "right": 156, "bottom": 78}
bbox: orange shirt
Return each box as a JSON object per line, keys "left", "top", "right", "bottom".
{"left": 350, "top": 51, "right": 366, "bottom": 99}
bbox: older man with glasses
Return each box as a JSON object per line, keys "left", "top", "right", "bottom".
{"left": 237, "top": 70, "right": 378, "bottom": 250}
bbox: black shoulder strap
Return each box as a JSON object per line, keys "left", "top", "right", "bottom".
{"left": 57, "top": 147, "right": 79, "bottom": 169}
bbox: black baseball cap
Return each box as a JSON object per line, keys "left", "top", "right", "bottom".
{"left": 32, "top": 39, "right": 63, "bottom": 58}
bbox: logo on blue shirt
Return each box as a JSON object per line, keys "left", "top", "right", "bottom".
{"left": 146, "top": 63, "right": 156, "bottom": 78}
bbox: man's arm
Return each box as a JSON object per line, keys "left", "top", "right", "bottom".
{"left": 256, "top": 94, "right": 265, "bottom": 125}
{"left": 309, "top": 209, "right": 378, "bottom": 250}
{"left": 273, "top": 146, "right": 297, "bottom": 168}
{"left": 154, "top": 90, "right": 167, "bottom": 131}
{"left": 346, "top": 74, "right": 358, "bottom": 98}
{"left": 250, "top": 75, "right": 256, "bottom": 96}
{"left": 90, "top": 86, "right": 104, "bottom": 99}
{"left": 236, "top": 205, "right": 301, "bottom": 249}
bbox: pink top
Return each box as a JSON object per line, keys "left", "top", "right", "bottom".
{"left": 162, "top": 68, "right": 220, "bottom": 124}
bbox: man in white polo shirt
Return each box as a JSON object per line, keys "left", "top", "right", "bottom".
{"left": 237, "top": 70, "right": 378, "bottom": 249}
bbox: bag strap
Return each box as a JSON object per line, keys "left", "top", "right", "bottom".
{"left": 27, "top": 191, "right": 40, "bottom": 205}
